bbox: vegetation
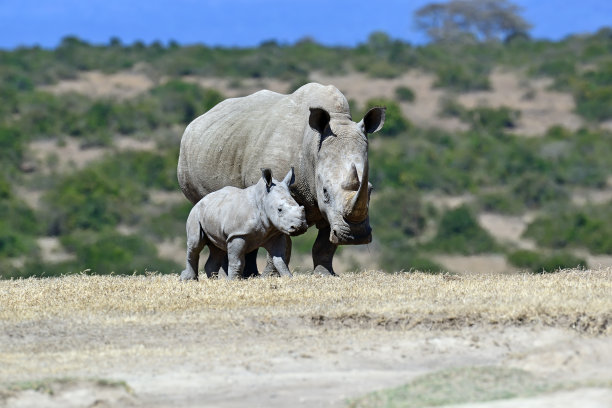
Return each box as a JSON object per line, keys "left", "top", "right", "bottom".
{"left": 508, "top": 250, "right": 587, "bottom": 273}
{"left": 2, "top": 23, "right": 612, "bottom": 277}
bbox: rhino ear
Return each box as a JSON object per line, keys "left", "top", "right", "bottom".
{"left": 282, "top": 167, "right": 295, "bottom": 187}
{"left": 360, "top": 107, "right": 386, "bottom": 134}
{"left": 260, "top": 168, "right": 273, "bottom": 189}
{"left": 308, "top": 107, "right": 330, "bottom": 134}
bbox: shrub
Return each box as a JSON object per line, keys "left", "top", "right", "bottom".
{"left": 434, "top": 63, "right": 490, "bottom": 91}
{"left": 395, "top": 86, "right": 416, "bottom": 102}
{"left": 508, "top": 249, "right": 587, "bottom": 273}
{"left": 371, "top": 188, "right": 426, "bottom": 245}
{"left": 511, "top": 173, "right": 568, "bottom": 209}
{"left": 426, "top": 205, "right": 499, "bottom": 254}
{"left": 524, "top": 205, "right": 612, "bottom": 254}
{"left": 477, "top": 191, "right": 523, "bottom": 215}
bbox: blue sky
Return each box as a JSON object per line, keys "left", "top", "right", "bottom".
{"left": 1, "top": 0, "right": 611, "bottom": 49}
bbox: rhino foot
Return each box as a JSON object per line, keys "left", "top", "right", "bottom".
{"left": 180, "top": 269, "right": 198, "bottom": 281}
{"left": 313, "top": 265, "right": 337, "bottom": 276}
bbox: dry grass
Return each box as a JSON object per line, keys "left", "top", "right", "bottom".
{"left": 1, "top": 269, "right": 610, "bottom": 334}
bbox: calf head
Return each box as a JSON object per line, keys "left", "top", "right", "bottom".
{"left": 308, "top": 106, "right": 385, "bottom": 245}
{"left": 260, "top": 167, "right": 308, "bottom": 236}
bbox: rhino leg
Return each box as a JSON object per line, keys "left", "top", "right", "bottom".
{"left": 204, "top": 244, "right": 228, "bottom": 279}
{"left": 242, "top": 249, "right": 260, "bottom": 278}
{"left": 181, "top": 220, "right": 206, "bottom": 281}
{"left": 262, "top": 235, "right": 292, "bottom": 277}
{"left": 312, "top": 226, "right": 338, "bottom": 276}
{"left": 264, "top": 234, "right": 293, "bottom": 277}
{"left": 226, "top": 237, "right": 247, "bottom": 280}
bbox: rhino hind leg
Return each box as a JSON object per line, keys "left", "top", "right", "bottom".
{"left": 204, "top": 244, "right": 229, "bottom": 279}
{"left": 312, "top": 226, "right": 338, "bottom": 276}
{"left": 262, "top": 235, "right": 292, "bottom": 277}
{"left": 181, "top": 221, "right": 207, "bottom": 281}
{"left": 242, "top": 249, "right": 260, "bottom": 278}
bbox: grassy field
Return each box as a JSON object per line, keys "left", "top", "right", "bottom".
{"left": 1, "top": 269, "right": 611, "bottom": 407}
{"left": 2, "top": 269, "right": 610, "bottom": 332}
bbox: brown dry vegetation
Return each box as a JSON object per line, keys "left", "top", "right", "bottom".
{"left": 1, "top": 270, "right": 611, "bottom": 407}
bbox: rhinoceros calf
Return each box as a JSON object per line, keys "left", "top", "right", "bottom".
{"left": 178, "top": 83, "right": 385, "bottom": 276}
{"left": 180, "top": 168, "right": 307, "bottom": 281}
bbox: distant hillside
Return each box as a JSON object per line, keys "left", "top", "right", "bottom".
{"left": 1, "top": 30, "right": 612, "bottom": 278}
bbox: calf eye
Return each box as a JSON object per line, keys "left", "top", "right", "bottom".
{"left": 278, "top": 208, "right": 283, "bottom": 213}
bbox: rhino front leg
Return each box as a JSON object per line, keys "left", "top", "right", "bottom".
{"left": 264, "top": 235, "right": 292, "bottom": 277}
{"left": 262, "top": 235, "right": 292, "bottom": 277}
{"left": 312, "top": 226, "right": 338, "bottom": 276}
{"left": 226, "top": 237, "right": 247, "bottom": 280}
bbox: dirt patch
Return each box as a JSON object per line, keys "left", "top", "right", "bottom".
{"left": 182, "top": 76, "right": 291, "bottom": 98}
{"left": 458, "top": 69, "right": 583, "bottom": 136}
{"left": 40, "top": 71, "right": 154, "bottom": 100}
{"left": 37, "top": 237, "right": 75, "bottom": 263}
{"left": 311, "top": 71, "right": 468, "bottom": 131}
{"left": 478, "top": 212, "right": 536, "bottom": 250}
{"left": 434, "top": 254, "right": 515, "bottom": 274}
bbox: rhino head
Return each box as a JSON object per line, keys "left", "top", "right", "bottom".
{"left": 261, "top": 167, "right": 308, "bottom": 236}
{"left": 308, "top": 106, "right": 385, "bottom": 245}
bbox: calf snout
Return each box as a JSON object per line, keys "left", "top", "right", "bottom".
{"left": 287, "top": 207, "right": 308, "bottom": 235}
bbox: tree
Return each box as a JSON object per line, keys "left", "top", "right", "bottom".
{"left": 414, "top": 0, "right": 531, "bottom": 43}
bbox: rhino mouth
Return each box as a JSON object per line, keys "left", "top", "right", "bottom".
{"left": 329, "top": 217, "right": 372, "bottom": 245}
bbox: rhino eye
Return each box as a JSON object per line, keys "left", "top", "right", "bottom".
{"left": 323, "top": 188, "right": 330, "bottom": 203}
{"left": 278, "top": 208, "right": 283, "bottom": 213}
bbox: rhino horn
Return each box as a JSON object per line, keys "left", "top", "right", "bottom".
{"left": 345, "top": 162, "right": 369, "bottom": 223}
{"left": 341, "top": 163, "right": 360, "bottom": 191}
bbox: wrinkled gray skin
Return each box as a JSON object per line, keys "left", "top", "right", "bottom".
{"left": 178, "top": 83, "right": 385, "bottom": 276}
{"left": 180, "top": 168, "right": 307, "bottom": 281}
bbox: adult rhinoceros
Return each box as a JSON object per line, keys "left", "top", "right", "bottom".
{"left": 177, "top": 83, "right": 385, "bottom": 276}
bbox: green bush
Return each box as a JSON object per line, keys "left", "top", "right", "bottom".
{"left": 395, "top": 86, "right": 416, "bottom": 102}
{"left": 426, "top": 205, "right": 499, "bottom": 254}
{"left": 477, "top": 191, "right": 524, "bottom": 215}
{"left": 508, "top": 249, "right": 587, "bottom": 273}
{"left": 434, "top": 63, "right": 491, "bottom": 91}
{"left": 379, "top": 245, "right": 445, "bottom": 274}
{"left": 511, "top": 173, "right": 568, "bottom": 209}
{"left": 0, "top": 176, "right": 40, "bottom": 259}
{"left": 524, "top": 205, "right": 612, "bottom": 254}
{"left": 371, "top": 188, "right": 426, "bottom": 245}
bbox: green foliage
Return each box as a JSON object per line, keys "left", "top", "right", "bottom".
{"left": 44, "top": 165, "right": 147, "bottom": 235}
{"left": 511, "top": 173, "right": 568, "bottom": 209}
{"left": 364, "top": 98, "right": 411, "bottom": 137}
{"left": 477, "top": 191, "right": 524, "bottom": 215}
{"left": 426, "top": 205, "right": 499, "bottom": 254}
{"left": 434, "top": 63, "right": 491, "bottom": 91}
{"left": 524, "top": 205, "right": 612, "bottom": 254}
{"left": 379, "top": 244, "right": 445, "bottom": 274}
{"left": 0, "top": 175, "right": 40, "bottom": 259}
{"left": 508, "top": 250, "right": 587, "bottom": 273}
{"left": 395, "top": 86, "right": 416, "bottom": 102}
{"left": 441, "top": 99, "right": 520, "bottom": 130}
{"left": 371, "top": 188, "right": 426, "bottom": 244}
{"left": 142, "top": 200, "right": 192, "bottom": 241}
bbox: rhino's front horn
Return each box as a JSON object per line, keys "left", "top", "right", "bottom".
{"left": 345, "top": 162, "right": 369, "bottom": 223}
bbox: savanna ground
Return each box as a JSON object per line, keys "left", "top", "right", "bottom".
{"left": 1, "top": 269, "right": 611, "bottom": 407}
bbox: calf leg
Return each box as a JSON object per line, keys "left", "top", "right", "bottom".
{"left": 226, "top": 237, "right": 247, "bottom": 280}
{"left": 204, "top": 244, "right": 229, "bottom": 279}
{"left": 181, "top": 219, "right": 206, "bottom": 281}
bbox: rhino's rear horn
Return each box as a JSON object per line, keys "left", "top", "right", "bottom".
{"left": 341, "top": 163, "right": 360, "bottom": 191}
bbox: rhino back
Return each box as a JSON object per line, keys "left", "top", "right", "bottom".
{"left": 178, "top": 83, "right": 351, "bottom": 206}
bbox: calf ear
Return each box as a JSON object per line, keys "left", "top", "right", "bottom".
{"left": 283, "top": 167, "right": 295, "bottom": 187}
{"left": 260, "top": 168, "right": 273, "bottom": 189}
{"left": 360, "top": 107, "right": 386, "bottom": 134}
{"left": 308, "top": 107, "right": 330, "bottom": 134}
